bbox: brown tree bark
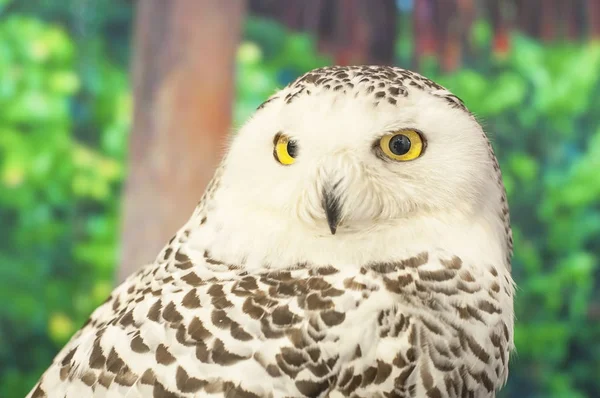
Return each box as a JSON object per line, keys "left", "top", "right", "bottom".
{"left": 539, "top": 0, "right": 559, "bottom": 41}
{"left": 515, "top": 0, "right": 540, "bottom": 37}
{"left": 249, "top": 0, "right": 398, "bottom": 65}
{"left": 118, "top": 0, "right": 245, "bottom": 282}
{"left": 589, "top": 0, "right": 600, "bottom": 38}
{"left": 317, "top": 0, "right": 397, "bottom": 65}
{"left": 458, "top": 0, "right": 477, "bottom": 62}
{"left": 488, "top": 0, "right": 512, "bottom": 55}
{"left": 413, "top": 0, "right": 438, "bottom": 68}
{"left": 435, "top": 0, "right": 462, "bottom": 71}
{"left": 560, "top": 0, "right": 577, "bottom": 39}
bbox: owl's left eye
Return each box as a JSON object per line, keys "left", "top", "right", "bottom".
{"left": 273, "top": 133, "right": 298, "bottom": 165}
{"left": 378, "top": 130, "right": 424, "bottom": 161}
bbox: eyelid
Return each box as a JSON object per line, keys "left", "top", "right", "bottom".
{"left": 273, "top": 132, "right": 284, "bottom": 146}
{"left": 273, "top": 132, "right": 297, "bottom": 165}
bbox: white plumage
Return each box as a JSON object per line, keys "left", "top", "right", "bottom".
{"left": 28, "top": 65, "right": 514, "bottom": 398}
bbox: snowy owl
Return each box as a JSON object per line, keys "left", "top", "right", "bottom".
{"left": 28, "top": 65, "right": 514, "bottom": 398}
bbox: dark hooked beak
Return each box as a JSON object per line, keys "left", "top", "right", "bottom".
{"left": 322, "top": 185, "right": 342, "bottom": 235}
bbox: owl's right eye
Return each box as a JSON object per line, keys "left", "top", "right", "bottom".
{"left": 273, "top": 133, "right": 298, "bottom": 165}
{"left": 378, "top": 129, "right": 424, "bottom": 161}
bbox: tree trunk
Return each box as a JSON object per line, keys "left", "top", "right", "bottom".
{"left": 539, "top": 0, "right": 558, "bottom": 41}
{"left": 317, "top": 0, "right": 397, "bottom": 65}
{"left": 589, "top": 0, "right": 600, "bottom": 38}
{"left": 413, "top": 0, "right": 438, "bottom": 68}
{"left": 435, "top": 0, "right": 462, "bottom": 72}
{"left": 515, "top": 0, "right": 539, "bottom": 37}
{"left": 118, "top": 0, "right": 245, "bottom": 282}
{"left": 248, "top": 0, "right": 398, "bottom": 65}
{"left": 489, "top": 0, "right": 512, "bottom": 55}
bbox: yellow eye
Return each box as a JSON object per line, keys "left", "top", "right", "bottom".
{"left": 379, "top": 130, "right": 424, "bottom": 161}
{"left": 273, "top": 133, "right": 298, "bottom": 165}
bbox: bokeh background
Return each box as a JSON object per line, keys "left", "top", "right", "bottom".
{"left": 1, "top": 0, "right": 599, "bottom": 397}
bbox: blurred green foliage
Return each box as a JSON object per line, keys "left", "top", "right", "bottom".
{"left": 0, "top": 2, "right": 131, "bottom": 396}
{"left": 0, "top": 3, "right": 599, "bottom": 397}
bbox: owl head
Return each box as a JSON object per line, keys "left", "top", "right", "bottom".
{"left": 217, "top": 66, "right": 508, "bottom": 244}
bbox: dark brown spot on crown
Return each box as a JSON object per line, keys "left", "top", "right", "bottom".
{"left": 418, "top": 268, "right": 456, "bottom": 282}
{"left": 402, "top": 252, "right": 430, "bottom": 268}
{"left": 344, "top": 277, "right": 367, "bottom": 290}
{"left": 388, "top": 86, "right": 401, "bottom": 95}
{"left": 310, "top": 265, "right": 339, "bottom": 275}
{"left": 459, "top": 270, "right": 476, "bottom": 282}
{"left": 384, "top": 274, "right": 414, "bottom": 293}
{"left": 366, "top": 262, "right": 398, "bottom": 273}
{"left": 441, "top": 256, "right": 463, "bottom": 269}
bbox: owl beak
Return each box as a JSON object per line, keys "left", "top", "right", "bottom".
{"left": 322, "top": 186, "right": 342, "bottom": 235}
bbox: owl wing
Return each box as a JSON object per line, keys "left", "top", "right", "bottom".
{"left": 325, "top": 251, "right": 514, "bottom": 398}
{"left": 27, "top": 246, "right": 368, "bottom": 398}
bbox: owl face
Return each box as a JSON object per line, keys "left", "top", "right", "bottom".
{"left": 222, "top": 67, "right": 502, "bottom": 236}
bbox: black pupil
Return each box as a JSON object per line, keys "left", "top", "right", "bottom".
{"left": 287, "top": 140, "right": 298, "bottom": 158}
{"left": 389, "top": 134, "right": 411, "bottom": 155}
